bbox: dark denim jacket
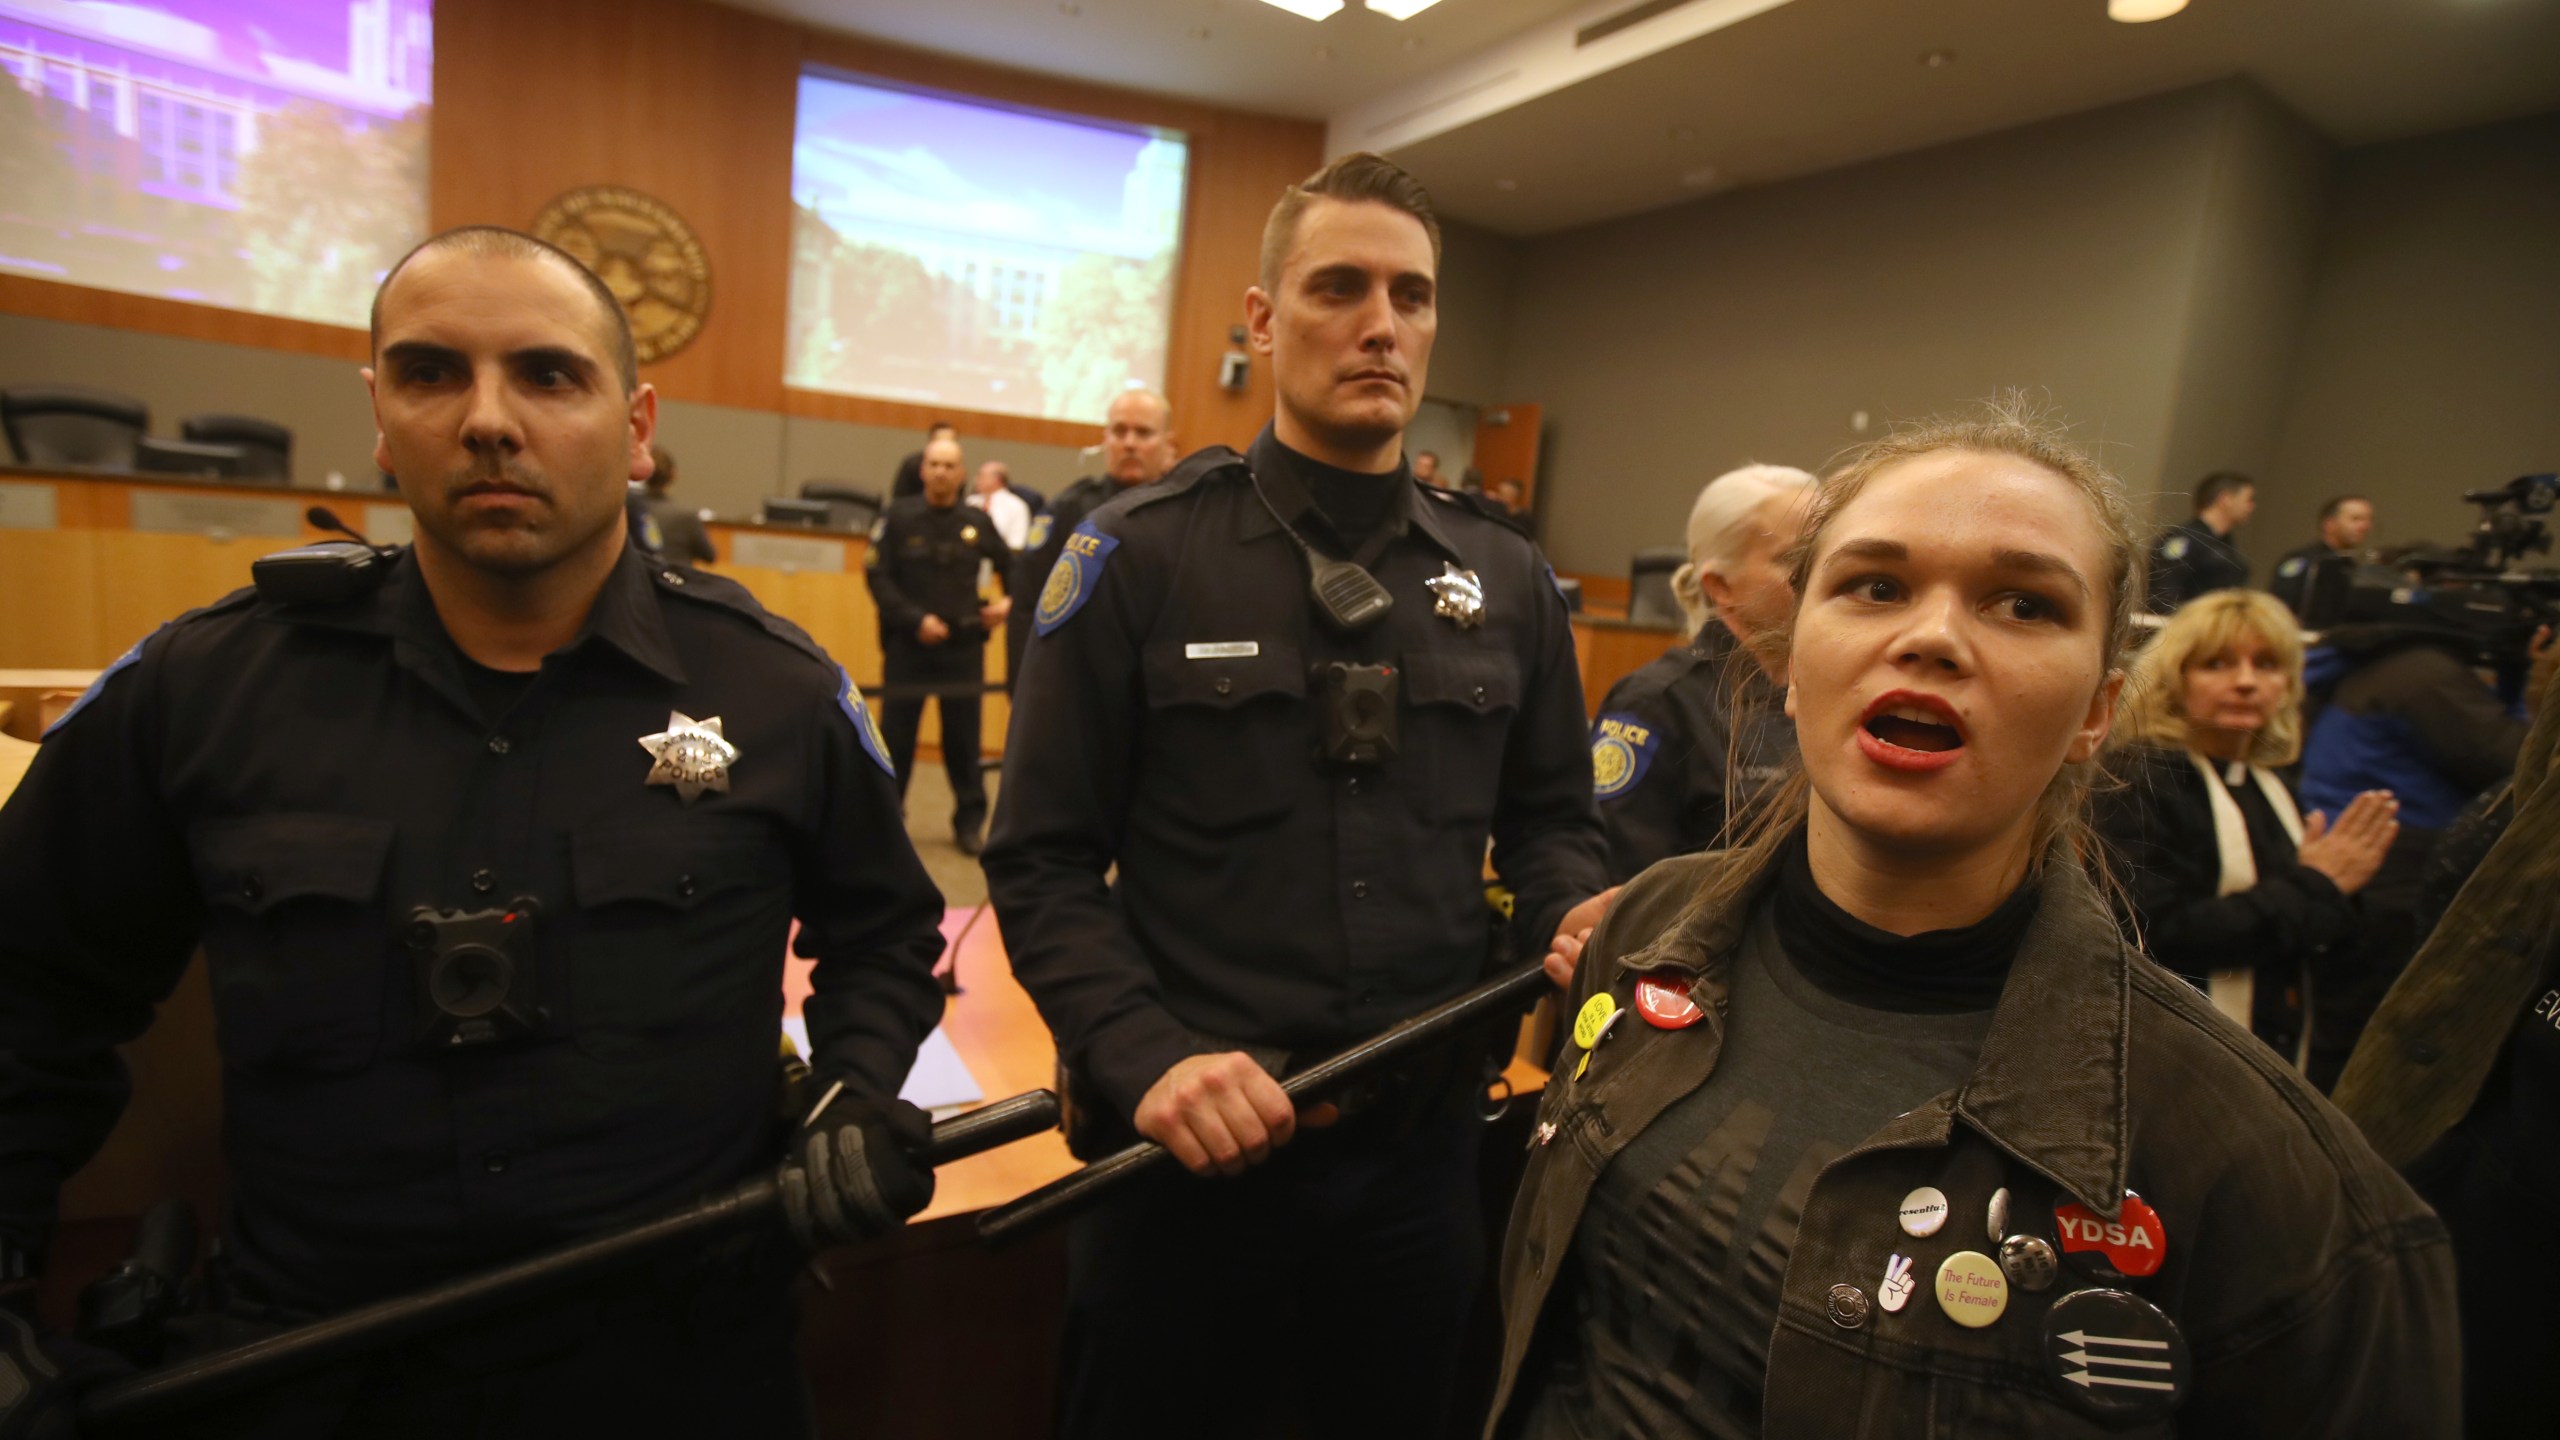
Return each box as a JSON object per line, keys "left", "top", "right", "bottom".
{"left": 1490, "top": 846, "right": 2458, "bottom": 1438}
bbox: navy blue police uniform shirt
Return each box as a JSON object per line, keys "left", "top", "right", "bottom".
{"left": 1589, "top": 621, "right": 1794, "bottom": 884}
{"left": 983, "top": 426, "right": 1610, "bottom": 1121}
{"left": 866, "top": 495, "right": 1013, "bottom": 658}
{"left": 0, "top": 542, "right": 946, "bottom": 1312}
{"left": 2145, "top": 517, "right": 2251, "bottom": 613}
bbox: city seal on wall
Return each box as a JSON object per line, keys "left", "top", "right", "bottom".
{"left": 531, "top": 186, "right": 713, "bottom": 365}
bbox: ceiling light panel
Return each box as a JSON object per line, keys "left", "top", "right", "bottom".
{"left": 2108, "top": 0, "right": 2188, "bottom": 21}
{"left": 1371, "top": 0, "right": 1446, "bottom": 19}
{"left": 1257, "top": 0, "right": 1346, "bottom": 19}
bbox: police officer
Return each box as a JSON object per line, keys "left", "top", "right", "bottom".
{"left": 1592, "top": 463, "right": 1811, "bottom": 881}
{"left": 1004, "top": 388, "right": 1177, "bottom": 686}
{"left": 2145, "top": 470, "right": 2255, "bottom": 613}
{"left": 0, "top": 227, "right": 945, "bottom": 1434}
{"left": 867, "top": 433, "right": 1013, "bottom": 853}
{"left": 2270, "top": 493, "right": 2374, "bottom": 624}
{"left": 984, "top": 153, "right": 1611, "bottom": 1440}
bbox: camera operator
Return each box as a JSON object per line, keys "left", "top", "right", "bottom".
{"left": 0, "top": 227, "right": 948, "bottom": 1434}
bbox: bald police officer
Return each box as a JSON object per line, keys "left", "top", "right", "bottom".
{"left": 986, "top": 154, "right": 1611, "bottom": 1439}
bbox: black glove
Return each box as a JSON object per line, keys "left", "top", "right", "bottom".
{"left": 776, "top": 1093, "right": 935, "bottom": 1252}
{"left": 0, "top": 1286, "right": 129, "bottom": 1440}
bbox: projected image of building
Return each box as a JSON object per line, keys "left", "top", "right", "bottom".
{"left": 0, "top": 0, "right": 431, "bottom": 327}
{"left": 788, "top": 72, "right": 1188, "bottom": 425}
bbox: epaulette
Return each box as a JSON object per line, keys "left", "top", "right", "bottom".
{"left": 1118, "top": 446, "right": 1247, "bottom": 514}
{"left": 648, "top": 562, "right": 897, "bottom": 775}
{"left": 1421, "top": 486, "right": 1519, "bottom": 525}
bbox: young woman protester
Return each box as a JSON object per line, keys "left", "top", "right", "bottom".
{"left": 2095, "top": 589, "right": 2398, "bottom": 1071}
{"left": 1491, "top": 407, "right": 2456, "bottom": 1438}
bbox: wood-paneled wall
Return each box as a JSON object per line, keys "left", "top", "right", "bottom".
{"left": 2, "top": 0, "right": 1324, "bottom": 453}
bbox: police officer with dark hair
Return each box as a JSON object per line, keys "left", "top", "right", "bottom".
{"left": 1004, "top": 389, "right": 1177, "bottom": 687}
{"left": 869, "top": 432, "right": 1013, "bottom": 854}
{"left": 985, "top": 152, "right": 1611, "bottom": 1440}
{"left": 0, "top": 226, "right": 946, "bottom": 1434}
{"left": 2146, "top": 469, "right": 2256, "bottom": 613}
{"left": 2270, "top": 494, "right": 2374, "bottom": 624}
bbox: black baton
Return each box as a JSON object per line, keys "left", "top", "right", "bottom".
{"left": 81, "top": 1089, "right": 1059, "bottom": 1429}
{"left": 977, "top": 965, "right": 1551, "bottom": 1247}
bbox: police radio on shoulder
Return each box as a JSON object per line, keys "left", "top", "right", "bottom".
{"left": 251, "top": 506, "right": 401, "bottom": 606}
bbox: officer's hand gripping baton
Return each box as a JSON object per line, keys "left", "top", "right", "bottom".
{"left": 79, "top": 1088, "right": 1058, "bottom": 1430}
{"left": 977, "top": 964, "right": 1552, "bottom": 1246}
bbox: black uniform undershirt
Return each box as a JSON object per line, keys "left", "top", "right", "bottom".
{"left": 1271, "top": 439, "right": 1404, "bottom": 552}
{"left": 457, "top": 655, "right": 540, "bottom": 724}
{"left": 1772, "top": 829, "right": 2036, "bottom": 1013}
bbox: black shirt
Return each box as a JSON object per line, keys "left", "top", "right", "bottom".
{"left": 2145, "top": 517, "right": 2251, "bottom": 613}
{"left": 1591, "top": 623, "right": 1794, "bottom": 883}
{"left": 0, "top": 544, "right": 946, "bottom": 1309}
{"left": 865, "top": 495, "right": 1013, "bottom": 661}
{"left": 1012, "top": 474, "right": 1121, "bottom": 613}
{"left": 985, "top": 426, "right": 1610, "bottom": 1119}
{"left": 2269, "top": 540, "right": 2351, "bottom": 624}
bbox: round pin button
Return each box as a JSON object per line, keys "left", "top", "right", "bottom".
{"left": 1986, "top": 1186, "right": 2011, "bottom": 1243}
{"left": 1934, "top": 1251, "right": 2009, "bottom": 1328}
{"left": 1898, "top": 1185, "right": 1950, "bottom": 1237}
{"left": 1826, "top": 1283, "right": 1871, "bottom": 1330}
{"left": 1999, "top": 1233, "right": 2060, "bottom": 1292}
{"left": 1635, "top": 971, "right": 1704, "bottom": 1030}
{"left": 1571, "top": 994, "right": 1620, "bottom": 1050}
{"left": 2054, "top": 1191, "right": 2168, "bottom": 1281}
{"left": 2041, "top": 1287, "right": 2191, "bottom": 1423}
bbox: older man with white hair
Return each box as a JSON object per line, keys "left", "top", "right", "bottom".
{"left": 1590, "top": 462, "right": 1814, "bottom": 880}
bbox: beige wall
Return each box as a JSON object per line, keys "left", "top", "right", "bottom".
{"left": 1426, "top": 219, "right": 1525, "bottom": 409}
{"left": 1494, "top": 84, "right": 2247, "bottom": 574}
{"left": 2267, "top": 110, "right": 2560, "bottom": 553}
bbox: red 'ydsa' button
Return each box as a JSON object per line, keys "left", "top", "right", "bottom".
{"left": 2053, "top": 1192, "right": 2167, "bottom": 1279}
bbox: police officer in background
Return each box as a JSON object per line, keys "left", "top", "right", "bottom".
{"left": 1591, "top": 463, "right": 1811, "bottom": 881}
{"left": 2270, "top": 493, "right": 2374, "bottom": 624}
{"left": 2146, "top": 470, "right": 2256, "bottom": 612}
{"left": 1004, "top": 388, "right": 1177, "bottom": 686}
{"left": 985, "top": 153, "right": 1611, "bottom": 1439}
{"left": 0, "top": 227, "right": 946, "bottom": 1434}
{"left": 869, "top": 433, "right": 1013, "bottom": 854}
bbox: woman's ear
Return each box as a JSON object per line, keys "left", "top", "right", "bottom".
{"left": 1696, "top": 566, "right": 1738, "bottom": 613}
{"left": 2067, "top": 669, "right": 2127, "bottom": 764}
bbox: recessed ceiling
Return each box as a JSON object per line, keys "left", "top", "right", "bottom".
{"left": 727, "top": 0, "right": 2560, "bottom": 236}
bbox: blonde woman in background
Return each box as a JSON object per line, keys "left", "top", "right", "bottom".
{"left": 1588, "top": 465, "right": 1814, "bottom": 882}
{"left": 2094, "top": 589, "right": 2397, "bottom": 1070}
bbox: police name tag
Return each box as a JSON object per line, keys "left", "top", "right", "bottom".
{"left": 1185, "top": 642, "right": 1260, "bottom": 660}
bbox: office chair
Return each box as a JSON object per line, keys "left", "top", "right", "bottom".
{"left": 1, "top": 385, "right": 149, "bottom": 469}
{"left": 800, "top": 481, "right": 885, "bottom": 532}
{"left": 134, "top": 436, "right": 251, "bottom": 479}
{"left": 181, "top": 414, "right": 293, "bottom": 483}
{"left": 1627, "top": 547, "right": 1687, "bottom": 628}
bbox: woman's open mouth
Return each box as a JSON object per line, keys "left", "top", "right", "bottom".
{"left": 1857, "top": 692, "right": 1966, "bottom": 771}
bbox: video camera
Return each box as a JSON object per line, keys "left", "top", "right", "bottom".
{"left": 2312, "top": 473, "right": 2560, "bottom": 683}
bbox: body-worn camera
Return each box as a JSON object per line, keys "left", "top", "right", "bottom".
{"left": 1315, "top": 661, "right": 1400, "bottom": 766}
{"left": 404, "top": 899, "right": 545, "bottom": 1050}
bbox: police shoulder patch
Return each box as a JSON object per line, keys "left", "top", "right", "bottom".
{"left": 2277, "top": 556, "right": 2307, "bottom": 577}
{"left": 2161, "top": 536, "right": 2190, "bottom": 560}
{"left": 1024, "top": 512, "right": 1054, "bottom": 553}
{"left": 832, "top": 666, "right": 896, "bottom": 776}
{"left": 1035, "top": 522, "right": 1120, "bottom": 637}
{"left": 43, "top": 629, "right": 159, "bottom": 737}
{"left": 1589, "top": 711, "right": 1664, "bottom": 801}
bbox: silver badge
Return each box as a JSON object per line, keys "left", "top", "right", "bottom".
{"left": 639, "top": 711, "right": 738, "bottom": 802}
{"left": 1426, "top": 563, "right": 1484, "bottom": 629}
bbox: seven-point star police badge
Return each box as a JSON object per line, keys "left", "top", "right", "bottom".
{"left": 1426, "top": 563, "right": 1485, "bottom": 629}
{"left": 639, "top": 712, "right": 738, "bottom": 802}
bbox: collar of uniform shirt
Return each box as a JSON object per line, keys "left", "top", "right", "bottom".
{"left": 272, "top": 540, "right": 689, "bottom": 687}
{"left": 1235, "top": 422, "right": 1464, "bottom": 565}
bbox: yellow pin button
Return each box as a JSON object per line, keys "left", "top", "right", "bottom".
{"left": 1572, "top": 993, "right": 1619, "bottom": 1050}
